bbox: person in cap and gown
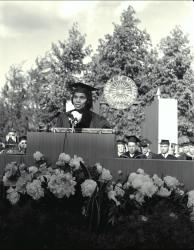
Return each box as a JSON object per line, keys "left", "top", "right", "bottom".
{"left": 18, "top": 135, "right": 27, "bottom": 154}
{"left": 116, "top": 139, "right": 126, "bottom": 157}
{"left": 154, "top": 140, "right": 177, "bottom": 160}
{"left": 55, "top": 82, "right": 110, "bottom": 129}
{"left": 178, "top": 142, "right": 192, "bottom": 160}
{"left": 138, "top": 139, "right": 157, "bottom": 159}
{"left": 120, "top": 135, "right": 142, "bottom": 159}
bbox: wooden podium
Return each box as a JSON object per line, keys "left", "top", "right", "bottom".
{"left": 27, "top": 131, "right": 117, "bottom": 165}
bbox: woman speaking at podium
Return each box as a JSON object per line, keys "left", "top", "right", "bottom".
{"left": 55, "top": 82, "right": 110, "bottom": 129}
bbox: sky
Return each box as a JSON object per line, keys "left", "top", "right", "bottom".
{"left": 0, "top": 0, "right": 194, "bottom": 88}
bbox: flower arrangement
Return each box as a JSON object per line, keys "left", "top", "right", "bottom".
{"left": 1, "top": 152, "right": 194, "bottom": 249}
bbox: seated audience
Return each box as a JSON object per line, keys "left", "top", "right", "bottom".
{"left": 6, "top": 129, "right": 18, "bottom": 144}
{"left": 120, "top": 135, "right": 142, "bottom": 159}
{"left": 154, "top": 140, "right": 177, "bottom": 160}
{"left": 178, "top": 141, "right": 192, "bottom": 160}
{"left": 116, "top": 139, "right": 126, "bottom": 157}
{"left": 18, "top": 136, "right": 27, "bottom": 154}
{"left": 138, "top": 139, "right": 157, "bottom": 159}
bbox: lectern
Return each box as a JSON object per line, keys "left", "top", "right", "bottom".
{"left": 27, "top": 130, "right": 116, "bottom": 165}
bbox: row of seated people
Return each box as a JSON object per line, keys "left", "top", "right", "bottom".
{"left": 117, "top": 136, "right": 194, "bottom": 160}
{"left": 0, "top": 130, "right": 27, "bottom": 154}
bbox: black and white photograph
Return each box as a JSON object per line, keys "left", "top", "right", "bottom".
{"left": 0, "top": 0, "right": 194, "bottom": 249}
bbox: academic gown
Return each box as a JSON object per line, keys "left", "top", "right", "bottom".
{"left": 136, "top": 152, "right": 157, "bottom": 159}
{"left": 154, "top": 154, "right": 177, "bottom": 160}
{"left": 55, "top": 110, "right": 110, "bottom": 129}
{"left": 178, "top": 153, "right": 192, "bottom": 160}
{"left": 120, "top": 151, "right": 142, "bottom": 159}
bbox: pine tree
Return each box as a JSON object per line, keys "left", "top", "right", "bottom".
{"left": 0, "top": 64, "right": 30, "bottom": 136}
{"left": 28, "top": 23, "right": 92, "bottom": 126}
{"left": 86, "top": 6, "right": 157, "bottom": 138}
{"left": 156, "top": 26, "right": 194, "bottom": 137}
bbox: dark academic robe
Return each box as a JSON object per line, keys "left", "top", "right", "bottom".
{"left": 55, "top": 110, "right": 110, "bottom": 129}
{"left": 178, "top": 153, "right": 192, "bottom": 160}
{"left": 154, "top": 154, "right": 177, "bottom": 160}
{"left": 120, "top": 151, "right": 142, "bottom": 159}
{"left": 136, "top": 152, "right": 157, "bottom": 159}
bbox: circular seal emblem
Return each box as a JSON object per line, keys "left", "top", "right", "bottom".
{"left": 103, "top": 75, "right": 138, "bottom": 109}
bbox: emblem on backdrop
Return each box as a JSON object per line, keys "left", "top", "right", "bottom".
{"left": 103, "top": 75, "right": 138, "bottom": 109}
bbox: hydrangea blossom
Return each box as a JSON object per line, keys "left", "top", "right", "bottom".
{"left": 107, "top": 190, "right": 120, "bottom": 206}
{"left": 139, "top": 181, "right": 158, "bottom": 197}
{"left": 28, "top": 166, "right": 39, "bottom": 175}
{"left": 33, "top": 151, "right": 44, "bottom": 161}
{"left": 48, "top": 171, "right": 76, "bottom": 198}
{"left": 100, "top": 168, "right": 112, "bottom": 181}
{"left": 187, "top": 190, "right": 194, "bottom": 208}
{"left": 26, "top": 179, "right": 44, "bottom": 200}
{"left": 157, "top": 187, "right": 171, "bottom": 197}
{"left": 164, "top": 176, "right": 179, "bottom": 190}
{"left": 152, "top": 174, "right": 164, "bottom": 187}
{"left": 6, "top": 187, "right": 20, "bottom": 205}
{"left": 69, "top": 155, "right": 84, "bottom": 170}
{"left": 81, "top": 179, "right": 97, "bottom": 197}
{"left": 58, "top": 153, "right": 71, "bottom": 163}
{"left": 95, "top": 163, "right": 103, "bottom": 174}
{"left": 114, "top": 183, "right": 125, "bottom": 197}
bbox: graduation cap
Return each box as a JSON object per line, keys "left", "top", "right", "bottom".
{"left": 19, "top": 135, "right": 27, "bottom": 142}
{"left": 160, "top": 139, "right": 170, "bottom": 145}
{"left": 116, "top": 139, "right": 126, "bottom": 145}
{"left": 70, "top": 82, "right": 97, "bottom": 94}
{"left": 125, "top": 135, "right": 140, "bottom": 143}
{"left": 140, "top": 138, "right": 152, "bottom": 147}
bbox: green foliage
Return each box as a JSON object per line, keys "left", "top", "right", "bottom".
{"left": 28, "top": 23, "right": 92, "bottom": 125}
{"left": 0, "top": 64, "right": 31, "bottom": 136}
{"left": 86, "top": 6, "right": 158, "bottom": 138}
{"left": 157, "top": 26, "right": 194, "bottom": 137}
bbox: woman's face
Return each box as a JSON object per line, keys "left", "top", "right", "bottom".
{"left": 72, "top": 92, "right": 87, "bottom": 110}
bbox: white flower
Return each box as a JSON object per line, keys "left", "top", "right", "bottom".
{"left": 176, "top": 188, "right": 184, "bottom": 196}
{"left": 134, "top": 192, "right": 145, "bottom": 204}
{"left": 100, "top": 168, "right": 112, "bottom": 181}
{"left": 137, "top": 168, "right": 144, "bottom": 175}
{"left": 69, "top": 155, "right": 84, "bottom": 170}
{"left": 114, "top": 183, "right": 125, "bottom": 197}
{"left": 6, "top": 187, "right": 20, "bottom": 205}
{"left": 140, "top": 215, "right": 148, "bottom": 222}
{"left": 26, "top": 179, "right": 44, "bottom": 200}
{"left": 58, "top": 153, "right": 71, "bottom": 163}
{"left": 95, "top": 163, "right": 103, "bottom": 174}
{"left": 117, "top": 170, "right": 123, "bottom": 175}
{"left": 152, "top": 174, "right": 164, "bottom": 187}
{"left": 139, "top": 181, "right": 158, "bottom": 197}
{"left": 164, "top": 176, "right": 179, "bottom": 190}
{"left": 48, "top": 171, "right": 76, "bottom": 198}
{"left": 28, "top": 166, "right": 38, "bottom": 174}
{"left": 187, "top": 190, "right": 194, "bottom": 208}
{"left": 33, "top": 151, "right": 44, "bottom": 161}
{"left": 128, "top": 172, "right": 138, "bottom": 184}
{"left": 123, "top": 182, "right": 130, "bottom": 189}
{"left": 81, "top": 179, "right": 97, "bottom": 197}
{"left": 129, "top": 194, "right": 135, "bottom": 199}
{"left": 157, "top": 187, "right": 171, "bottom": 197}
{"left": 131, "top": 174, "right": 151, "bottom": 189}
{"left": 107, "top": 190, "right": 120, "bottom": 206}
